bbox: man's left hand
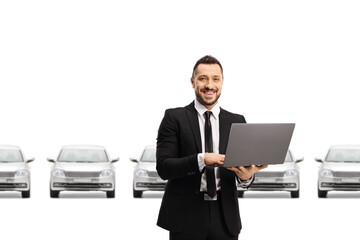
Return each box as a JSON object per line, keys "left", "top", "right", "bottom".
{"left": 227, "top": 165, "right": 268, "bottom": 181}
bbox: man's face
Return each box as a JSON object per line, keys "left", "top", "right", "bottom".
{"left": 191, "top": 63, "right": 223, "bottom": 110}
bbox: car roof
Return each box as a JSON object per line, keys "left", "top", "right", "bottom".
{"left": 329, "top": 145, "right": 360, "bottom": 150}
{"left": 61, "top": 144, "right": 106, "bottom": 150}
{"left": 0, "top": 145, "right": 21, "bottom": 150}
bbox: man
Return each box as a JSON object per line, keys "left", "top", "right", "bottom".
{"left": 156, "top": 55, "right": 267, "bottom": 240}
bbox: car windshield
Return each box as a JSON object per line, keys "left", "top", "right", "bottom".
{"left": 0, "top": 149, "right": 24, "bottom": 163}
{"left": 326, "top": 149, "right": 360, "bottom": 162}
{"left": 58, "top": 149, "right": 109, "bottom": 163}
{"left": 140, "top": 148, "right": 156, "bottom": 162}
{"left": 284, "top": 151, "right": 293, "bottom": 163}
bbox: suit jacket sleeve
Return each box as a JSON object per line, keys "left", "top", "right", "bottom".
{"left": 156, "top": 109, "right": 200, "bottom": 180}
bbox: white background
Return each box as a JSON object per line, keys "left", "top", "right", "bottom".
{"left": 1, "top": 0, "right": 360, "bottom": 239}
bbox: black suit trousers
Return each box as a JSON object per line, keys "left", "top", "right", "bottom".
{"left": 169, "top": 193, "right": 238, "bottom": 240}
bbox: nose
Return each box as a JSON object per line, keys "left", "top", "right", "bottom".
{"left": 204, "top": 79, "right": 215, "bottom": 89}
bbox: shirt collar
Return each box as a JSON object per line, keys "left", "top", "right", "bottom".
{"left": 194, "top": 99, "right": 220, "bottom": 120}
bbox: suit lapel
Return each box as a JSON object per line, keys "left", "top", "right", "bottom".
{"left": 185, "top": 102, "right": 202, "bottom": 153}
{"left": 219, "top": 108, "right": 232, "bottom": 154}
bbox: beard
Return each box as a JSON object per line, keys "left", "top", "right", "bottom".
{"left": 195, "top": 89, "right": 221, "bottom": 108}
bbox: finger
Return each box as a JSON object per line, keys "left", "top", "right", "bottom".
{"left": 238, "top": 166, "right": 246, "bottom": 172}
{"left": 256, "top": 165, "right": 268, "bottom": 170}
{"left": 227, "top": 167, "right": 240, "bottom": 174}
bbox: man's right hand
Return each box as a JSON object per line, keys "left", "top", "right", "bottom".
{"left": 204, "top": 153, "right": 225, "bottom": 166}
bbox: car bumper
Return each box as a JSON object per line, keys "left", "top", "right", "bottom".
{"left": 0, "top": 176, "right": 30, "bottom": 191}
{"left": 133, "top": 176, "right": 167, "bottom": 191}
{"left": 238, "top": 177, "right": 299, "bottom": 191}
{"left": 319, "top": 176, "right": 360, "bottom": 191}
{"left": 50, "top": 176, "right": 115, "bottom": 191}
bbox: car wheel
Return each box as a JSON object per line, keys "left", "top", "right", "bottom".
{"left": 21, "top": 190, "right": 30, "bottom": 198}
{"left": 106, "top": 190, "right": 115, "bottom": 198}
{"left": 318, "top": 188, "right": 327, "bottom": 198}
{"left": 237, "top": 190, "right": 244, "bottom": 198}
{"left": 133, "top": 188, "right": 143, "bottom": 198}
{"left": 290, "top": 190, "right": 299, "bottom": 198}
{"left": 50, "top": 189, "right": 60, "bottom": 198}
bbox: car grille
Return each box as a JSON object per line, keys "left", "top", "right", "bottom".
{"left": 0, "top": 183, "right": 27, "bottom": 188}
{"left": 136, "top": 182, "right": 166, "bottom": 190}
{"left": 321, "top": 183, "right": 360, "bottom": 188}
{"left": 249, "top": 183, "right": 297, "bottom": 189}
{"left": 65, "top": 172, "right": 100, "bottom": 178}
{"left": 148, "top": 171, "right": 160, "bottom": 178}
{"left": 0, "top": 172, "right": 15, "bottom": 178}
{"left": 53, "top": 183, "right": 112, "bottom": 188}
{"left": 255, "top": 172, "right": 284, "bottom": 178}
{"left": 333, "top": 172, "right": 360, "bottom": 178}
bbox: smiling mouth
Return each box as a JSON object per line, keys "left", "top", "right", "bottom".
{"left": 202, "top": 90, "right": 216, "bottom": 96}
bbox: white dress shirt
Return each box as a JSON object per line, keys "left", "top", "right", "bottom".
{"left": 195, "top": 100, "right": 252, "bottom": 200}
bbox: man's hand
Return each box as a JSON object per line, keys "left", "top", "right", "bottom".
{"left": 227, "top": 165, "right": 268, "bottom": 181}
{"left": 204, "top": 153, "right": 225, "bottom": 166}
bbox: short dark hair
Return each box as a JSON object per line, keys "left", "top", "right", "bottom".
{"left": 192, "top": 55, "right": 223, "bottom": 79}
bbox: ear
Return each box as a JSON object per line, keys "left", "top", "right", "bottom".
{"left": 190, "top": 77, "right": 195, "bottom": 88}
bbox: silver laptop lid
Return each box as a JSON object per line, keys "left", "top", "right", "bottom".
{"left": 223, "top": 123, "right": 295, "bottom": 167}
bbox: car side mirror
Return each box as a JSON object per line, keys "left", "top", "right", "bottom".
{"left": 130, "top": 157, "right": 138, "bottom": 163}
{"left": 111, "top": 158, "right": 119, "bottom": 163}
{"left": 47, "top": 158, "right": 55, "bottom": 163}
{"left": 315, "top": 158, "right": 323, "bottom": 163}
{"left": 295, "top": 158, "right": 304, "bottom": 163}
{"left": 26, "top": 158, "right": 35, "bottom": 163}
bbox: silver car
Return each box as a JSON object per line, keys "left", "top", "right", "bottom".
{"left": 316, "top": 145, "right": 360, "bottom": 198}
{"left": 131, "top": 145, "right": 167, "bottom": 198}
{"left": 238, "top": 150, "right": 303, "bottom": 198}
{"left": 47, "top": 145, "right": 119, "bottom": 198}
{"left": 0, "top": 145, "right": 34, "bottom": 198}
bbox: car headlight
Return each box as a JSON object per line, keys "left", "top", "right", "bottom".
{"left": 320, "top": 169, "right": 333, "bottom": 177}
{"left": 52, "top": 169, "right": 65, "bottom": 177}
{"left": 15, "top": 169, "right": 29, "bottom": 177}
{"left": 284, "top": 169, "right": 298, "bottom": 177}
{"left": 99, "top": 170, "right": 113, "bottom": 177}
{"left": 135, "top": 169, "right": 149, "bottom": 177}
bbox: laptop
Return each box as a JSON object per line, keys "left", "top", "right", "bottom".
{"left": 223, "top": 123, "right": 295, "bottom": 167}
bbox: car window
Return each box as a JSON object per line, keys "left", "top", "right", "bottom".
{"left": 0, "top": 149, "right": 24, "bottom": 162}
{"left": 58, "top": 149, "right": 109, "bottom": 162}
{"left": 326, "top": 149, "right": 360, "bottom": 162}
{"left": 141, "top": 149, "right": 156, "bottom": 162}
{"left": 284, "top": 151, "right": 293, "bottom": 163}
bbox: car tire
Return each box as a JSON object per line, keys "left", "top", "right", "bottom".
{"left": 50, "top": 189, "right": 60, "bottom": 198}
{"left": 106, "top": 190, "right": 115, "bottom": 198}
{"left": 318, "top": 188, "right": 327, "bottom": 198}
{"left": 133, "top": 188, "right": 143, "bottom": 198}
{"left": 21, "top": 190, "right": 30, "bottom": 198}
{"left": 290, "top": 190, "right": 299, "bottom": 198}
{"left": 237, "top": 190, "right": 244, "bottom": 198}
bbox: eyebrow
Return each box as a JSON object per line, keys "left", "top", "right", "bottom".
{"left": 197, "top": 74, "right": 221, "bottom": 78}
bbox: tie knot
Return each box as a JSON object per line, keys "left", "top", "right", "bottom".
{"left": 204, "top": 111, "right": 212, "bottom": 120}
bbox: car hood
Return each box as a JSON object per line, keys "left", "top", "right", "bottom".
{"left": 55, "top": 162, "right": 111, "bottom": 171}
{"left": 259, "top": 163, "right": 296, "bottom": 172}
{"left": 322, "top": 162, "right": 360, "bottom": 172}
{"left": 0, "top": 162, "right": 27, "bottom": 171}
{"left": 137, "top": 162, "right": 156, "bottom": 172}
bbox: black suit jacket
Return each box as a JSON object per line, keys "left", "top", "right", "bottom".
{"left": 156, "top": 101, "right": 247, "bottom": 236}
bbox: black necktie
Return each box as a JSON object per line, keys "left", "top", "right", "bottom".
{"left": 204, "top": 111, "right": 216, "bottom": 198}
